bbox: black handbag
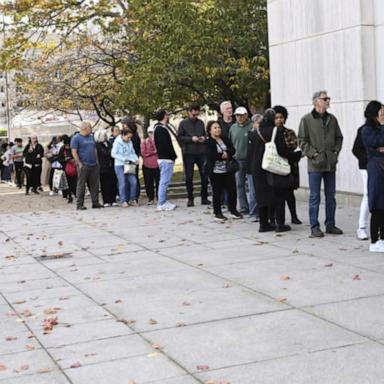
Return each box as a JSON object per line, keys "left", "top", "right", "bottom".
{"left": 226, "top": 158, "right": 239, "bottom": 174}
{"left": 266, "top": 172, "right": 294, "bottom": 189}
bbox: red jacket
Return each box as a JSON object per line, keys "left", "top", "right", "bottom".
{"left": 141, "top": 137, "right": 159, "bottom": 168}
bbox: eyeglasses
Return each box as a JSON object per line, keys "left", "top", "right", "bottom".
{"left": 319, "top": 97, "right": 331, "bottom": 102}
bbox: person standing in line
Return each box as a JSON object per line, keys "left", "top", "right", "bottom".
{"left": 71, "top": 121, "right": 103, "bottom": 210}
{"left": 121, "top": 117, "right": 141, "bottom": 202}
{"left": 46, "top": 136, "right": 63, "bottom": 195}
{"left": 273, "top": 105, "right": 302, "bottom": 224}
{"left": 12, "top": 138, "right": 24, "bottom": 189}
{"left": 229, "top": 106, "right": 253, "bottom": 214}
{"left": 95, "top": 128, "right": 118, "bottom": 207}
{"left": 111, "top": 126, "right": 139, "bottom": 207}
{"left": 298, "top": 90, "right": 343, "bottom": 238}
{"left": 141, "top": 126, "right": 160, "bottom": 205}
{"left": 154, "top": 109, "right": 177, "bottom": 211}
{"left": 361, "top": 101, "right": 384, "bottom": 252}
{"left": 23, "top": 135, "right": 44, "bottom": 195}
{"left": 59, "top": 135, "right": 77, "bottom": 203}
{"left": 205, "top": 120, "right": 242, "bottom": 221}
{"left": 177, "top": 104, "right": 210, "bottom": 207}
{"left": 1, "top": 143, "right": 14, "bottom": 184}
{"left": 352, "top": 121, "right": 369, "bottom": 240}
{"left": 218, "top": 101, "right": 235, "bottom": 139}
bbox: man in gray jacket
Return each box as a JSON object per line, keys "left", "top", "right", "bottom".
{"left": 298, "top": 90, "right": 343, "bottom": 237}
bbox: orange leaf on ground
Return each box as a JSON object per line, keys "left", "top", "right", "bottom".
{"left": 276, "top": 297, "right": 287, "bottom": 302}
{"left": 197, "top": 365, "right": 210, "bottom": 371}
{"left": 353, "top": 274, "right": 361, "bottom": 280}
{"left": 5, "top": 336, "right": 17, "bottom": 341}
{"left": 325, "top": 264, "right": 333, "bottom": 267}
{"left": 280, "top": 275, "right": 290, "bottom": 281}
{"left": 0, "top": 363, "right": 7, "bottom": 371}
{"left": 148, "top": 318, "right": 158, "bottom": 325}
{"left": 25, "top": 344, "right": 35, "bottom": 351}
{"left": 38, "top": 367, "right": 51, "bottom": 373}
{"left": 70, "top": 362, "right": 81, "bottom": 368}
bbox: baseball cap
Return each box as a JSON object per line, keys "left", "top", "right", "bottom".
{"left": 234, "top": 107, "right": 248, "bottom": 115}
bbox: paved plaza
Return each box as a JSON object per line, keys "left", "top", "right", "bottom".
{"left": 0, "top": 197, "right": 383, "bottom": 383}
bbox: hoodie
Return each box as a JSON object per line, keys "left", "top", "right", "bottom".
{"left": 111, "top": 135, "right": 138, "bottom": 166}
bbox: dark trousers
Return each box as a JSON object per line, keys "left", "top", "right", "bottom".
{"left": 286, "top": 188, "right": 299, "bottom": 220}
{"left": 135, "top": 165, "right": 141, "bottom": 200}
{"left": 14, "top": 162, "right": 24, "bottom": 188}
{"left": 370, "top": 210, "right": 384, "bottom": 243}
{"left": 274, "top": 188, "right": 289, "bottom": 226}
{"left": 143, "top": 166, "right": 160, "bottom": 201}
{"left": 76, "top": 164, "right": 100, "bottom": 208}
{"left": 25, "top": 165, "right": 41, "bottom": 192}
{"left": 183, "top": 154, "right": 208, "bottom": 200}
{"left": 63, "top": 175, "right": 77, "bottom": 199}
{"left": 100, "top": 169, "right": 117, "bottom": 204}
{"left": 210, "top": 172, "right": 237, "bottom": 215}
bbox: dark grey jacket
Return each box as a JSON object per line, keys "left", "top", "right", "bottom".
{"left": 298, "top": 109, "right": 343, "bottom": 172}
{"left": 177, "top": 118, "right": 207, "bottom": 155}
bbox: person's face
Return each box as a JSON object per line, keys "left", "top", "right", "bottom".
{"left": 235, "top": 114, "right": 247, "bottom": 125}
{"left": 222, "top": 104, "right": 233, "bottom": 119}
{"left": 275, "top": 113, "right": 286, "bottom": 128}
{"left": 113, "top": 127, "right": 120, "bottom": 137}
{"left": 210, "top": 123, "right": 222, "bottom": 137}
{"left": 188, "top": 109, "right": 200, "bottom": 121}
{"left": 122, "top": 133, "right": 133, "bottom": 142}
{"left": 315, "top": 93, "right": 331, "bottom": 110}
{"left": 16, "top": 141, "right": 22, "bottom": 147}
{"left": 31, "top": 136, "right": 37, "bottom": 143}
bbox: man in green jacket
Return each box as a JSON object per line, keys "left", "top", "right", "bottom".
{"left": 298, "top": 90, "right": 343, "bottom": 238}
{"left": 229, "top": 107, "right": 253, "bottom": 213}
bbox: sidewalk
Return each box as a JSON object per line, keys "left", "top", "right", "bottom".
{"left": 0, "top": 197, "right": 383, "bottom": 384}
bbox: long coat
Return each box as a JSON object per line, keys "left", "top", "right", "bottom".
{"left": 361, "top": 123, "right": 384, "bottom": 211}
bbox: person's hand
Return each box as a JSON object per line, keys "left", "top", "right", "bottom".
{"left": 377, "top": 147, "right": 384, "bottom": 153}
{"left": 198, "top": 136, "right": 206, "bottom": 143}
{"left": 192, "top": 136, "right": 199, "bottom": 142}
{"left": 222, "top": 152, "right": 228, "bottom": 160}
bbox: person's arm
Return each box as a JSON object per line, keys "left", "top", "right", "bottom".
{"left": 298, "top": 117, "right": 318, "bottom": 158}
{"left": 111, "top": 141, "right": 126, "bottom": 163}
{"left": 177, "top": 121, "right": 197, "bottom": 143}
{"left": 276, "top": 128, "right": 301, "bottom": 162}
{"left": 334, "top": 118, "right": 343, "bottom": 154}
{"left": 352, "top": 128, "right": 366, "bottom": 161}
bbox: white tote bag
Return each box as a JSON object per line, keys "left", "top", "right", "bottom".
{"left": 261, "top": 127, "right": 291, "bottom": 176}
{"left": 52, "top": 169, "right": 64, "bottom": 190}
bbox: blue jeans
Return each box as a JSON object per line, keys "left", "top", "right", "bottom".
{"left": 235, "top": 159, "right": 249, "bottom": 212}
{"left": 114, "top": 165, "right": 137, "bottom": 203}
{"left": 158, "top": 161, "right": 174, "bottom": 205}
{"left": 247, "top": 174, "right": 258, "bottom": 217}
{"left": 308, "top": 171, "right": 336, "bottom": 229}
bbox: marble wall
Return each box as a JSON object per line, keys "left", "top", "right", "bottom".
{"left": 267, "top": 0, "right": 383, "bottom": 193}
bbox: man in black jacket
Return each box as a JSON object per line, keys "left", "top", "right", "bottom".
{"left": 154, "top": 109, "right": 177, "bottom": 211}
{"left": 177, "top": 104, "right": 211, "bottom": 207}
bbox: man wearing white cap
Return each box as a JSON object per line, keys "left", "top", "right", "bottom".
{"left": 229, "top": 107, "right": 253, "bottom": 213}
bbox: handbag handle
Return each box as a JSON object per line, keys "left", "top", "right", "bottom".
{"left": 271, "top": 127, "right": 277, "bottom": 143}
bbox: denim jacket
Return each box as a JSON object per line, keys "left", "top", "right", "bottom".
{"left": 111, "top": 135, "right": 138, "bottom": 166}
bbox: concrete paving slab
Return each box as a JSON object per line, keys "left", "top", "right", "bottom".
{"left": 196, "top": 342, "right": 384, "bottom": 384}
{"left": 0, "top": 371, "right": 70, "bottom": 384}
{"left": 144, "top": 309, "right": 365, "bottom": 372}
{"left": 304, "top": 295, "right": 384, "bottom": 339}
{"left": 206, "top": 254, "right": 384, "bottom": 306}
{"left": 49, "top": 334, "right": 152, "bottom": 369}
{"left": 64, "top": 353, "right": 187, "bottom": 384}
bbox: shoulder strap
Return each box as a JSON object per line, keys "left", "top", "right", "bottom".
{"left": 256, "top": 127, "right": 267, "bottom": 143}
{"left": 271, "top": 126, "right": 277, "bottom": 143}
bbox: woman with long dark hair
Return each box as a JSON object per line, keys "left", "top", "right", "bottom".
{"left": 206, "top": 120, "right": 242, "bottom": 221}
{"left": 361, "top": 100, "right": 384, "bottom": 252}
{"left": 59, "top": 135, "right": 77, "bottom": 203}
{"left": 23, "top": 135, "right": 44, "bottom": 195}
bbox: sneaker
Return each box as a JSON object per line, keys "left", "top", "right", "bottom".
{"left": 49, "top": 191, "right": 56, "bottom": 196}
{"left": 157, "top": 201, "right": 176, "bottom": 211}
{"left": 112, "top": 202, "right": 118, "bottom": 207}
{"left": 356, "top": 228, "right": 369, "bottom": 240}
{"left": 229, "top": 211, "right": 243, "bottom": 219}
{"left": 147, "top": 200, "right": 154, "bottom": 205}
{"left": 37, "top": 187, "right": 44, "bottom": 192}
{"left": 77, "top": 206, "right": 87, "bottom": 211}
{"left": 240, "top": 208, "right": 249, "bottom": 214}
{"left": 214, "top": 214, "right": 228, "bottom": 221}
{"left": 103, "top": 203, "right": 111, "bottom": 208}
{"left": 121, "top": 202, "right": 129, "bottom": 208}
{"left": 325, "top": 226, "right": 343, "bottom": 235}
{"left": 67, "top": 197, "right": 73, "bottom": 204}
{"left": 187, "top": 199, "right": 194, "bottom": 207}
{"left": 128, "top": 200, "right": 138, "bottom": 206}
{"left": 311, "top": 227, "right": 324, "bottom": 238}
{"left": 276, "top": 224, "right": 291, "bottom": 233}
{"left": 92, "top": 203, "right": 104, "bottom": 209}
{"left": 291, "top": 217, "right": 302, "bottom": 225}
{"left": 369, "top": 241, "right": 384, "bottom": 252}
{"left": 58, "top": 190, "right": 63, "bottom": 196}
{"left": 201, "top": 198, "right": 211, "bottom": 205}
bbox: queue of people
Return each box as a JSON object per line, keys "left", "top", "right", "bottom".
{"left": 2, "top": 92, "right": 384, "bottom": 253}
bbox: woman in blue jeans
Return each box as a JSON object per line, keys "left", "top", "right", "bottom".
{"left": 111, "top": 127, "right": 139, "bottom": 207}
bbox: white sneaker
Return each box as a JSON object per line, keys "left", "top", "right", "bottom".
{"left": 112, "top": 202, "right": 118, "bottom": 207}
{"left": 103, "top": 203, "right": 111, "bottom": 207}
{"left": 356, "top": 228, "right": 368, "bottom": 240}
{"left": 49, "top": 191, "right": 56, "bottom": 196}
{"left": 157, "top": 201, "right": 176, "bottom": 211}
{"left": 58, "top": 190, "right": 63, "bottom": 196}
{"left": 369, "top": 242, "right": 384, "bottom": 252}
{"left": 121, "top": 202, "right": 129, "bottom": 208}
